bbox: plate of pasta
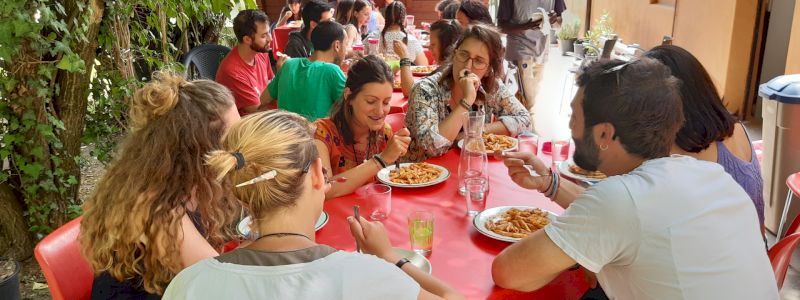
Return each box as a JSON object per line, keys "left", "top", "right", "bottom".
{"left": 473, "top": 206, "right": 557, "bottom": 243}
{"left": 457, "top": 134, "right": 519, "bottom": 154}
{"left": 558, "top": 160, "right": 607, "bottom": 183}
{"left": 377, "top": 162, "right": 450, "bottom": 188}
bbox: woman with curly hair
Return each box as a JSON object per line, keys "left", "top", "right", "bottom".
{"left": 79, "top": 73, "right": 241, "bottom": 298}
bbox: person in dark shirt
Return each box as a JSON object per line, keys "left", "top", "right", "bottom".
{"left": 284, "top": 0, "right": 334, "bottom": 58}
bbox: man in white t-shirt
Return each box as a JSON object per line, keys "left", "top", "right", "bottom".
{"left": 492, "top": 58, "right": 778, "bottom": 299}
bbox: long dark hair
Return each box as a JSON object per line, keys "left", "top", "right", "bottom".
{"left": 330, "top": 55, "right": 394, "bottom": 150}
{"left": 381, "top": 1, "right": 408, "bottom": 51}
{"left": 438, "top": 23, "right": 505, "bottom": 101}
{"left": 279, "top": 0, "right": 302, "bottom": 22}
{"left": 430, "top": 19, "right": 462, "bottom": 62}
{"left": 644, "top": 45, "right": 737, "bottom": 152}
{"left": 458, "top": 0, "right": 492, "bottom": 24}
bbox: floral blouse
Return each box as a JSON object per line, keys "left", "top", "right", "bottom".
{"left": 404, "top": 71, "right": 532, "bottom": 162}
{"left": 314, "top": 118, "right": 393, "bottom": 175}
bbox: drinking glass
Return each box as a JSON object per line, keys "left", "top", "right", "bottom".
{"left": 365, "top": 184, "right": 391, "bottom": 220}
{"left": 405, "top": 15, "right": 415, "bottom": 27}
{"left": 517, "top": 131, "right": 539, "bottom": 156}
{"left": 465, "top": 177, "right": 488, "bottom": 216}
{"left": 408, "top": 211, "right": 434, "bottom": 256}
{"left": 551, "top": 139, "right": 570, "bottom": 166}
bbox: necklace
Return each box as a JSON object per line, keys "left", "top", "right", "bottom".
{"left": 254, "top": 232, "right": 312, "bottom": 242}
{"left": 351, "top": 138, "right": 373, "bottom": 164}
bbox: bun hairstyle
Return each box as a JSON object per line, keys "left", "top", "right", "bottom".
{"left": 207, "top": 110, "right": 319, "bottom": 222}
{"left": 79, "top": 72, "right": 237, "bottom": 295}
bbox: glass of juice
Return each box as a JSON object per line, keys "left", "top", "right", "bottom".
{"left": 408, "top": 211, "right": 434, "bottom": 256}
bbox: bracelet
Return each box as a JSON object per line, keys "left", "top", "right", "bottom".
{"left": 399, "top": 58, "right": 414, "bottom": 67}
{"left": 546, "top": 168, "right": 560, "bottom": 198}
{"left": 540, "top": 169, "right": 555, "bottom": 195}
{"left": 396, "top": 257, "right": 411, "bottom": 269}
{"left": 372, "top": 154, "right": 388, "bottom": 168}
{"left": 459, "top": 98, "right": 472, "bottom": 111}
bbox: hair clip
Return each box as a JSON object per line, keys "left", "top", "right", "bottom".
{"left": 235, "top": 170, "right": 277, "bottom": 188}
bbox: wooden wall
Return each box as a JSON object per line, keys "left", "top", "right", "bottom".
{"left": 590, "top": 0, "right": 761, "bottom": 116}
{"left": 787, "top": 1, "right": 800, "bottom": 74}
{"left": 262, "top": 0, "right": 284, "bottom": 24}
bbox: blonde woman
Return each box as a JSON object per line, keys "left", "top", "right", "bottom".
{"left": 79, "top": 73, "right": 241, "bottom": 298}
{"left": 164, "top": 110, "right": 463, "bottom": 300}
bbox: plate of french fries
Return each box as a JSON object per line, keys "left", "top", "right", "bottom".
{"left": 558, "top": 160, "right": 608, "bottom": 183}
{"left": 457, "top": 133, "right": 518, "bottom": 154}
{"left": 473, "top": 206, "right": 557, "bottom": 243}
{"left": 377, "top": 162, "right": 450, "bottom": 188}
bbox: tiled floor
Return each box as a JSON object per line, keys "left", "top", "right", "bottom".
{"left": 533, "top": 44, "right": 799, "bottom": 299}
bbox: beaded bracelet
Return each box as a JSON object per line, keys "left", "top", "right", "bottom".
{"left": 400, "top": 58, "right": 414, "bottom": 67}
{"left": 546, "top": 169, "right": 560, "bottom": 199}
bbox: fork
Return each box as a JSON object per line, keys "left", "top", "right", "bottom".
{"left": 394, "top": 160, "right": 401, "bottom": 177}
{"left": 353, "top": 205, "right": 361, "bottom": 253}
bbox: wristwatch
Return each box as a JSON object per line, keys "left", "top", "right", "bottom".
{"left": 396, "top": 257, "right": 411, "bottom": 269}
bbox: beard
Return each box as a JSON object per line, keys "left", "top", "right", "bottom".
{"left": 250, "top": 42, "right": 269, "bottom": 53}
{"left": 572, "top": 129, "right": 602, "bottom": 172}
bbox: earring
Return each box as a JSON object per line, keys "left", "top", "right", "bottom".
{"left": 600, "top": 144, "right": 608, "bottom": 151}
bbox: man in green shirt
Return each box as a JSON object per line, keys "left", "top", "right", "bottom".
{"left": 262, "top": 20, "right": 347, "bottom": 121}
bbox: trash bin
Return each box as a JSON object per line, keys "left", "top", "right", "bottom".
{"left": 759, "top": 74, "right": 800, "bottom": 234}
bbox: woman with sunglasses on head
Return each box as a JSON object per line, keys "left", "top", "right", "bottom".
{"left": 163, "top": 110, "right": 463, "bottom": 300}
{"left": 314, "top": 55, "right": 411, "bottom": 199}
{"left": 404, "top": 23, "right": 531, "bottom": 162}
{"left": 393, "top": 19, "right": 463, "bottom": 97}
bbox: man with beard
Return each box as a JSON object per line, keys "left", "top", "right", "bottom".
{"left": 216, "top": 9, "right": 287, "bottom": 116}
{"left": 262, "top": 20, "right": 347, "bottom": 121}
{"left": 491, "top": 58, "right": 778, "bottom": 299}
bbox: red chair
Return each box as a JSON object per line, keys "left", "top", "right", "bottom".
{"left": 769, "top": 232, "right": 800, "bottom": 290}
{"left": 34, "top": 217, "right": 94, "bottom": 300}
{"left": 777, "top": 172, "right": 800, "bottom": 239}
{"left": 385, "top": 113, "right": 406, "bottom": 132}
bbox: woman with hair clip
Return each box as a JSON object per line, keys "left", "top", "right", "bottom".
{"left": 314, "top": 55, "right": 411, "bottom": 199}
{"left": 405, "top": 23, "right": 531, "bottom": 162}
{"left": 393, "top": 19, "right": 463, "bottom": 97}
{"left": 335, "top": 0, "right": 372, "bottom": 56}
{"left": 163, "top": 110, "right": 463, "bottom": 300}
{"left": 381, "top": 1, "right": 429, "bottom": 66}
{"left": 276, "top": 0, "right": 302, "bottom": 28}
{"left": 79, "top": 73, "right": 241, "bottom": 298}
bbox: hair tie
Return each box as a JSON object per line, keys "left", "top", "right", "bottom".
{"left": 232, "top": 152, "right": 246, "bottom": 170}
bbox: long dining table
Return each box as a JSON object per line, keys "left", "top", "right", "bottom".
{"left": 315, "top": 149, "right": 591, "bottom": 299}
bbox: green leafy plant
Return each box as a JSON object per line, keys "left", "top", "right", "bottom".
{"left": 583, "top": 12, "right": 614, "bottom": 56}
{"left": 556, "top": 20, "right": 580, "bottom": 40}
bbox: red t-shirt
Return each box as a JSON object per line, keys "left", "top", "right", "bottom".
{"left": 215, "top": 46, "right": 274, "bottom": 116}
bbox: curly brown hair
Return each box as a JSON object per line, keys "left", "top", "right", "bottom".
{"left": 79, "top": 72, "right": 239, "bottom": 295}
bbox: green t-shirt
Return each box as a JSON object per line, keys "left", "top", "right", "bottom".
{"left": 267, "top": 58, "right": 346, "bottom": 121}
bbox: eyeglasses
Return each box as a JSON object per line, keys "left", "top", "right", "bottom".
{"left": 601, "top": 59, "right": 636, "bottom": 87}
{"left": 454, "top": 49, "right": 489, "bottom": 70}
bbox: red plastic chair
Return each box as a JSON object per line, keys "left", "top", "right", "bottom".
{"left": 385, "top": 113, "right": 406, "bottom": 132}
{"left": 777, "top": 172, "right": 800, "bottom": 238}
{"left": 34, "top": 217, "right": 94, "bottom": 300}
{"left": 769, "top": 232, "right": 800, "bottom": 290}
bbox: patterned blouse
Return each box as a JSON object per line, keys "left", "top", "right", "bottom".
{"left": 314, "top": 118, "right": 393, "bottom": 175}
{"left": 404, "top": 71, "right": 532, "bottom": 162}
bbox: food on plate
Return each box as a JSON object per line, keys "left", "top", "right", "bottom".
{"left": 485, "top": 208, "right": 550, "bottom": 238}
{"left": 393, "top": 80, "right": 402, "bottom": 89}
{"left": 389, "top": 163, "right": 442, "bottom": 184}
{"left": 568, "top": 163, "right": 608, "bottom": 180}
{"left": 480, "top": 133, "right": 516, "bottom": 152}
{"left": 410, "top": 65, "right": 437, "bottom": 74}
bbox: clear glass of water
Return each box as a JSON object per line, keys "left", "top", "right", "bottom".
{"left": 551, "top": 139, "right": 570, "bottom": 166}
{"left": 365, "top": 184, "right": 391, "bottom": 221}
{"left": 465, "top": 177, "right": 488, "bottom": 216}
{"left": 517, "top": 131, "right": 539, "bottom": 156}
{"left": 408, "top": 211, "right": 434, "bottom": 256}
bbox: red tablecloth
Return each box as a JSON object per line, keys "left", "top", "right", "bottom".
{"left": 316, "top": 150, "right": 590, "bottom": 299}
{"left": 390, "top": 91, "right": 407, "bottom": 114}
{"left": 273, "top": 25, "right": 300, "bottom": 55}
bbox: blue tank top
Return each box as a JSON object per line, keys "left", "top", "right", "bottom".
{"left": 716, "top": 139, "right": 764, "bottom": 226}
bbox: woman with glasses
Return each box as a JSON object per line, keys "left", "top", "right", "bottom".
{"left": 404, "top": 23, "right": 531, "bottom": 162}
{"left": 314, "top": 56, "right": 411, "bottom": 199}
{"left": 393, "top": 19, "right": 463, "bottom": 97}
{"left": 164, "top": 110, "right": 463, "bottom": 300}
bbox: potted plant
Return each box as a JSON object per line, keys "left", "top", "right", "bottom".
{"left": 556, "top": 21, "right": 580, "bottom": 55}
{"left": 0, "top": 257, "right": 21, "bottom": 300}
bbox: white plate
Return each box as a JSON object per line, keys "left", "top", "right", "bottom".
{"left": 376, "top": 163, "right": 450, "bottom": 188}
{"left": 392, "top": 247, "right": 432, "bottom": 274}
{"left": 472, "top": 206, "right": 557, "bottom": 243}
{"left": 558, "top": 160, "right": 606, "bottom": 183}
{"left": 457, "top": 137, "right": 519, "bottom": 154}
{"left": 237, "top": 211, "right": 329, "bottom": 237}
{"left": 410, "top": 65, "right": 438, "bottom": 76}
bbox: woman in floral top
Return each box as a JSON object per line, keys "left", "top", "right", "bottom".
{"left": 404, "top": 24, "right": 532, "bottom": 162}
{"left": 314, "top": 55, "right": 411, "bottom": 198}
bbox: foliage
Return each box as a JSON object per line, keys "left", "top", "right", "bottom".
{"left": 556, "top": 20, "right": 580, "bottom": 40}
{"left": 0, "top": 0, "right": 255, "bottom": 238}
{"left": 584, "top": 12, "right": 614, "bottom": 56}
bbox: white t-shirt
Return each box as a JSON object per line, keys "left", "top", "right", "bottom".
{"left": 545, "top": 155, "right": 778, "bottom": 300}
{"left": 163, "top": 251, "right": 421, "bottom": 300}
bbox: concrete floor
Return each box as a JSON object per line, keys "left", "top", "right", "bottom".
{"left": 533, "top": 44, "right": 800, "bottom": 299}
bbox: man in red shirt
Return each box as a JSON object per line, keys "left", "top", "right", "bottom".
{"left": 216, "top": 10, "right": 286, "bottom": 115}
